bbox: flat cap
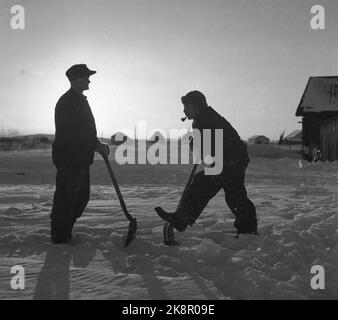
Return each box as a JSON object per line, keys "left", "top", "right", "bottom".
{"left": 66, "top": 64, "right": 96, "bottom": 81}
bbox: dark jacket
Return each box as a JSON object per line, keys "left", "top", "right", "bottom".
{"left": 191, "top": 106, "right": 249, "bottom": 169}
{"left": 52, "top": 89, "right": 99, "bottom": 168}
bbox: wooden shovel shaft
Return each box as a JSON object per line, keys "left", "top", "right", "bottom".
{"left": 177, "top": 163, "right": 199, "bottom": 210}
{"left": 101, "top": 154, "right": 133, "bottom": 221}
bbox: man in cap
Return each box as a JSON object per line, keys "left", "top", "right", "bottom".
{"left": 51, "top": 64, "right": 110, "bottom": 244}
{"left": 156, "top": 90, "right": 257, "bottom": 236}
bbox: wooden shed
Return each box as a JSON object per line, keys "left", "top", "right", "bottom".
{"left": 284, "top": 130, "right": 302, "bottom": 145}
{"left": 320, "top": 116, "right": 338, "bottom": 161}
{"left": 296, "top": 76, "right": 338, "bottom": 161}
{"left": 111, "top": 132, "right": 129, "bottom": 145}
{"left": 248, "top": 135, "right": 270, "bottom": 144}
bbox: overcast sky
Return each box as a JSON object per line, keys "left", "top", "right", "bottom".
{"left": 1, "top": 0, "right": 338, "bottom": 139}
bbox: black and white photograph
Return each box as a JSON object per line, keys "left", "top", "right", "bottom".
{"left": 1, "top": 0, "right": 338, "bottom": 302}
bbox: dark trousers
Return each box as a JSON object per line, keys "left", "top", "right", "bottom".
{"left": 179, "top": 167, "right": 256, "bottom": 230}
{"left": 50, "top": 166, "right": 90, "bottom": 241}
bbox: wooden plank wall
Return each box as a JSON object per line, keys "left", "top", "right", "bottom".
{"left": 320, "top": 117, "right": 338, "bottom": 161}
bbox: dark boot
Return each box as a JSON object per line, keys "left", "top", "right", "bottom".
{"left": 155, "top": 207, "right": 188, "bottom": 232}
{"left": 233, "top": 200, "right": 257, "bottom": 234}
{"left": 234, "top": 218, "right": 257, "bottom": 234}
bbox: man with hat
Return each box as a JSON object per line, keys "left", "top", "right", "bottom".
{"left": 50, "top": 64, "right": 110, "bottom": 244}
{"left": 156, "top": 90, "right": 257, "bottom": 236}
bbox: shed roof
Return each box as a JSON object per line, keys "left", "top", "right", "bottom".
{"left": 285, "top": 130, "right": 302, "bottom": 140}
{"left": 296, "top": 76, "right": 338, "bottom": 116}
{"left": 248, "top": 135, "right": 269, "bottom": 141}
{"left": 111, "top": 131, "right": 131, "bottom": 139}
{"left": 112, "top": 131, "right": 127, "bottom": 137}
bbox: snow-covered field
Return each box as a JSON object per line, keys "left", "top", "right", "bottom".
{"left": 1, "top": 148, "right": 338, "bottom": 300}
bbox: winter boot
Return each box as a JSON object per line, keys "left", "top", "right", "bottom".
{"left": 234, "top": 218, "right": 257, "bottom": 234}
{"left": 155, "top": 207, "right": 188, "bottom": 232}
{"left": 233, "top": 200, "right": 257, "bottom": 234}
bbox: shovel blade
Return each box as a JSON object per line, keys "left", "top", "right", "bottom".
{"left": 124, "top": 218, "right": 137, "bottom": 247}
{"left": 163, "top": 222, "right": 179, "bottom": 246}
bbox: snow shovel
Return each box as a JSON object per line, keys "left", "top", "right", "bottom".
{"left": 155, "top": 163, "right": 199, "bottom": 246}
{"left": 101, "top": 153, "right": 137, "bottom": 247}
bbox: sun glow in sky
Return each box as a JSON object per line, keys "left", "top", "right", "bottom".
{"left": 1, "top": 0, "right": 338, "bottom": 140}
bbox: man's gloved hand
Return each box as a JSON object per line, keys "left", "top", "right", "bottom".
{"left": 95, "top": 141, "right": 110, "bottom": 157}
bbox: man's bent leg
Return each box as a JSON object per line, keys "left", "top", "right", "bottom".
{"left": 156, "top": 170, "right": 222, "bottom": 232}
{"left": 177, "top": 170, "right": 223, "bottom": 226}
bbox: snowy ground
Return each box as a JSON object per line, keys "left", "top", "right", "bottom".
{"left": 0, "top": 149, "right": 338, "bottom": 300}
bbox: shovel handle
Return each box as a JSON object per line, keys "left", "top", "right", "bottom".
{"left": 177, "top": 163, "right": 198, "bottom": 210}
{"left": 101, "top": 153, "right": 133, "bottom": 221}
